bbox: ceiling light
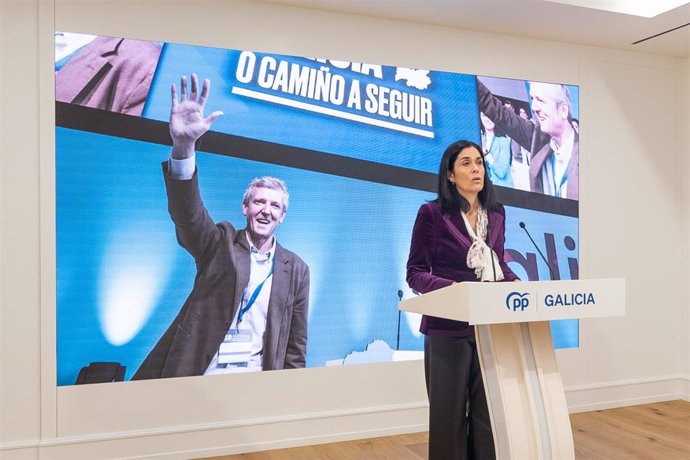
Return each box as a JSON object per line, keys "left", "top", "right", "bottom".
{"left": 544, "top": 0, "right": 690, "bottom": 18}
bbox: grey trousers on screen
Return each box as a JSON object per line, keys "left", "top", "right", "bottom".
{"left": 424, "top": 335, "right": 496, "bottom": 460}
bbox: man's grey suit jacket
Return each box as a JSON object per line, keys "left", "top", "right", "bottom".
{"left": 133, "top": 165, "right": 309, "bottom": 380}
{"left": 55, "top": 36, "right": 162, "bottom": 116}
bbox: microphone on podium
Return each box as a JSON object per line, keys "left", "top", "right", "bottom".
{"left": 518, "top": 221, "right": 556, "bottom": 281}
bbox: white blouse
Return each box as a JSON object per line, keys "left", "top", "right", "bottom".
{"left": 461, "top": 207, "right": 505, "bottom": 282}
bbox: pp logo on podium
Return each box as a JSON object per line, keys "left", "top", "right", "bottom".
{"left": 506, "top": 292, "right": 530, "bottom": 311}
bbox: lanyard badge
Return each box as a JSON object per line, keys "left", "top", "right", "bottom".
{"left": 217, "top": 258, "right": 274, "bottom": 367}
{"left": 218, "top": 329, "right": 253, "bottom": 366}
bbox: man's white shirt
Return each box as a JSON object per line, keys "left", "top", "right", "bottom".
{"left": 541, "top": 129, "right": 574, "bottom": 198}
{"left": 204, "top": 235, "right": 274, "bottom": 375}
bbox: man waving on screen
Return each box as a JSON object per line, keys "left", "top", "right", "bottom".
{"left": 134, "top": 74, "right": 310, "bottom": 379}
{"left": 477, "top": 78, "right": 579, "bottom": 200}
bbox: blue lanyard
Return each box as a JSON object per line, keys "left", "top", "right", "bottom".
{"left": 236, "top": 258, "right": 274, "bottom": 327}
{"left": 550, "top": 153, "right": 569, "bottom": 197}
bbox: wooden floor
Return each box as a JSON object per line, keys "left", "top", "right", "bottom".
{"left": 204, "top": 400, "right": 690, "bottom": 459}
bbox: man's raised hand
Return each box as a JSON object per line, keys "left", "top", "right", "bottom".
{"left": 170, "top": 73, "right": 223, "bottom": 159}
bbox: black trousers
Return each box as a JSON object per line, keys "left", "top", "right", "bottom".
{"left": 424, "top": 335, "right": 496, "bottom": 460}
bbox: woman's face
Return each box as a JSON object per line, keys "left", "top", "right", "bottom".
{"left": 448, "top": 146, "right": 485, "bottom": 199}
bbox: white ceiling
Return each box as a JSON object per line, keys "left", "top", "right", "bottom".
{"left": 261, "top": 0, "right": 690, "bottom": 58}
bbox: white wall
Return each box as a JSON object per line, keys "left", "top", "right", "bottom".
{"left": 1, "top": 0, "right": 44, "bottom": 457}
{"left": 678, "top": 57, "right": 690, "bottom": 399}
{"left": 1, "top": 0, "right": 688, "bottom": 458}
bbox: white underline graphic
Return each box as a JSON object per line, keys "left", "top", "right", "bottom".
{"left": 231, "top": 86, "right": 434, "bottom": 139}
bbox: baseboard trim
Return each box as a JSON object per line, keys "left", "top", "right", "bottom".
{"left": 681, "top": 373, "right": 690, "bottom": 401}
{"left": 3, "top": 375, "right": 688, "bottom": 458}
{"left": 2, "top": 402, "right": 429, "bottom": 459}
{"left": 157, "top": 422, "right": 429, "bottom": 460}
{"left": 564, "top": 374, "right": 689, "bottom": 413}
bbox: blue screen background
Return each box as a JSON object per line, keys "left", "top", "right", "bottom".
{"left": 55, "top": 39, "right": 579, "bottom": 386}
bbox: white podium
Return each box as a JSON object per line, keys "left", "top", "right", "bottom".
{"left": 399, "top": 279, "right": 625, "bottom": 460}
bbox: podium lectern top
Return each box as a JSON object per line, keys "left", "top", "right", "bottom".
{"left": 398, "top": 278, "right": 625, "bottom": 325}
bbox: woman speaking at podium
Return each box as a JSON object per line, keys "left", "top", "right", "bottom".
{"left": 406, "top": 140, "right": 518, "bottom": 460}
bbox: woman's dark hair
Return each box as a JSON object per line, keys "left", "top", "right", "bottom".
{"left": 436, "top": 139, "right": 499, "bottom": 214}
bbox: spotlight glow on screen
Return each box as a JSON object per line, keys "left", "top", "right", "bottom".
{"left": 99, "top": 221, "right": 175, "bottom": 345}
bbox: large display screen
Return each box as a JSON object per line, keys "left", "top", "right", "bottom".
{"left": 55, "top": 32, "right": 580, "bottom": 385}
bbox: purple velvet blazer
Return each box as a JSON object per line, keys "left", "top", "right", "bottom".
{"left": 406, "top": 201, "right": 518, "bottom": 337}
